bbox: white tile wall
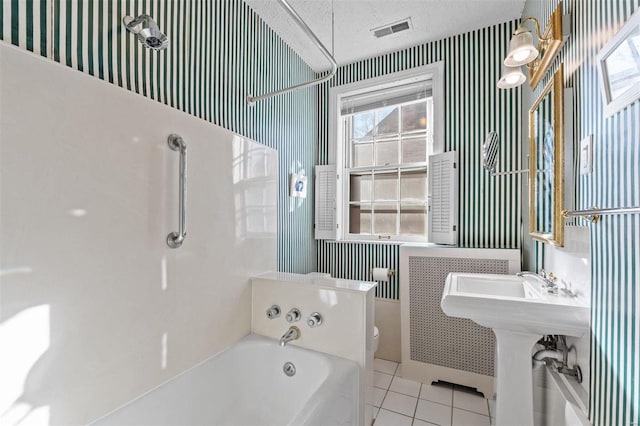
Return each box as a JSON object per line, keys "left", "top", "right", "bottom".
{"left": 544, "top": 226, "right": 591, "bottom": 303}
{"left": 0, "top": 43, "right": 277, "bottom": 424}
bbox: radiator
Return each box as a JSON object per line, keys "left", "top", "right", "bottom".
{"left": 399, "top": 245, "right": 520, "bottom": 398}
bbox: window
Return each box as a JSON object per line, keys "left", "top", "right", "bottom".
{"left": 327, "top": 63, "right": 444, "bottom": 242}
{"left": 345, "top": 97, "right": 433, "bottom": 239}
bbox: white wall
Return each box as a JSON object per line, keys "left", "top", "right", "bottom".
{"left": 0, "top": 43, "right": 277, "bottom": 425}
{"left": 543, "top": 225, "right": 591, "bottom": 394}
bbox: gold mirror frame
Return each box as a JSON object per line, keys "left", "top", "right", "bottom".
{"left": 528, "top": 2, "right": 563, "bottom": 89}
{"left": 529, "top": 64, "right": 564, "bottom": 247}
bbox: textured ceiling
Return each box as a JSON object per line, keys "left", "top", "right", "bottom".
{"left": 244, "top": 0, "right": 525, "bottom": 72}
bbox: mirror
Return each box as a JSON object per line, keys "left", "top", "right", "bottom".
{"left": 529, "top": 65, "right": 564, "bottom": 246}
{"left": 482, "top": 132, "right": 528, "bottom": 177}
{"left": 528, "top": 2, "right": 563, "bottom": 89}
{"left": 482, "top": 132, "right": 500, "bottom": 174}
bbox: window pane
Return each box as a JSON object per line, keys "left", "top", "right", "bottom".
{"left": 402, "top": 102, "right": 427, "bottom": 132}
{"left": 350, "top": 204, "right": 372, "bottom": 234}
{"left": 375, "top": 140, "right": 399, "bottom": 166}
{"left": 374, "top": 172, "right": 398, "bottom": 201}
{"left": 350, "top": 173, "right": 372, "bottom": 202}
{"left": 400, "top": 206, "right": 427, "bottom": 235}
{"left": 353, "top": 112, "right": 374, "bottom": 139}
{"left": 400, "top": 170, "right": 427, "bottom": 202}
{"left": 402, "top": 136, "right": 427, "bottom": 164}
{"left": 342, "top": 84, "right": 435, "bottom": 241}
{"left": 375, "top": 106, "right": 399, "bottom": 136}
{"left": 373, "top": 204, "right": 397, "bottom": 234}
{"left": 353, "top": 142, "right": 373, "bottom": 167}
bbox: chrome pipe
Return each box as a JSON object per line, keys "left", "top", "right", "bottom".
{"left": 562, "top": 205, "right": 640, "bottom": 223}
{"left": 246, "top": 0, "right": 337, "bottom": 105}
{"left": 491, "top": 169, "right": 530, "bottom": 176}
{"left": 167, "top": 134, "right": 187, "bottom": 248}
{"left": 563, "top": 206, "right": 640, "bottom": 217}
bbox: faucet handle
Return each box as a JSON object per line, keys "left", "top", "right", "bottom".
{"left": 559, "top": 279, "right": 577, "bottom": 297}
{"left": 538, "top": 269, "right": 547, "bottom": 279}
{"left": 307, "top": 312, "right": 323, "bottom": 328}
{"left": 286, "top": 308, "right": 301, "bottom": 323}
{"left": 266, "top": 305, "right": 281, "bottom": 319}
{"left": 548, "top": 272, "right": 557, "bottom": 282}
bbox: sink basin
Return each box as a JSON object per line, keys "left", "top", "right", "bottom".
{"left": 456, "top": 275, "right": 529, "bottom": 297}
{"left": 440, "top": 273, "right": 590, "bottom": 426}
{"left": 442, "top": 273, "right": 589, "bottom": 336}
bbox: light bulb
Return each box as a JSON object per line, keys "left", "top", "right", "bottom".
{"left": 505, "top": 74, "right": 522, "bottom": 84}
{"left": 497, "top": 66, "right": 526, "bottom": 89}
{"left": 512, "top": 49, "right": 532, "bottom": 63}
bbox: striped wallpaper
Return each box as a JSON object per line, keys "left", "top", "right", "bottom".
{"left": 0, "top": 0, "right": 318, "bottom": 274}
{"left": 6, "top": 3, "right": 638, "bottom": 422}
{"left": 317, "top": 20, "right": 523, "bottom": 299}
{"left": 521, "top": 0, "right": 640, "bottom": 425}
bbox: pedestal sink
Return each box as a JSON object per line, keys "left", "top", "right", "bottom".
{"left": 441, "top": 273, "right": 589, "bottom": 426}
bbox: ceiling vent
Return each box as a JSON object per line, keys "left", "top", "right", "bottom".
{"left": 371, "top": 18, "right": 413, "bottom": 38}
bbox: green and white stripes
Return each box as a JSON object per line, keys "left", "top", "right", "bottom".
{"left": 0, "top": 0, "right": 49, "bottom": 56}
{"left": 1, "top": 0, "right": 318, "bottom": 274}
{"left": 521, "top": 0, "right": 640, "bottom": 424}
{"left": 317, "top": 20, "right": 523, "bottom": 299}
{"left": 317, "top": 242, "right": 400, "bottom": 299}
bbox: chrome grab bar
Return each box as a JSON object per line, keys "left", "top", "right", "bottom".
{"left": 167, "top": 134, "right": 187, "bottom": 248}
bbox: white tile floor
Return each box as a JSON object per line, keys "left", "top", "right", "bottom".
{"left": 371, "top": 358, "right": 494, "bottom": 426}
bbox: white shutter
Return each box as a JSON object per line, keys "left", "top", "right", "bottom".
{"left": 428, "top": 151, "right": 458, "bottom": 245}
{"left": 314, "top": 165, "right": 337, "bottom": 240}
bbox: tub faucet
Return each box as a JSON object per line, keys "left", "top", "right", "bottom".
{"left": 280, "top": 326, "right": 300, "bottom": 347}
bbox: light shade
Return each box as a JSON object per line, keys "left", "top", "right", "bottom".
{"left": 497, "top": 65, "right": 526, "bottom": 89}
{"left": 504, "top": 31, "right": 539, "bottom": 66}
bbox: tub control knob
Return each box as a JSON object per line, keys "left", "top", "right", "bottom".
{"left": 286, "top": 308, "right": 301, "bottom": 323}
{"left": 307, "top": 312, "right": 323, "bottom": 328}
{"left": 266, "top": 305, "right": 281, "bottom": 319}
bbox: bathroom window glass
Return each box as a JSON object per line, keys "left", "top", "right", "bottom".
{"left": 341, "top": 84, "right": 434, "bottom": 241}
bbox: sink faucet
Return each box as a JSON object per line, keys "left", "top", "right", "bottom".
{"left": 516, "top": 270, "right": 558, "bottom": 294}
{"left": 280, "top": 326, "right": 300, "bottom": 347}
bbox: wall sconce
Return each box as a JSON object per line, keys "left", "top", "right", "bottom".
{"left": 498, "top": 18, "right": 548, "bottom": 89}
{"left": 498, "top": 2, "right": 566, "bottom": 90}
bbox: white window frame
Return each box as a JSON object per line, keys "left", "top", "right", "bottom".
{"left": 328, "top": 62, "right": 445, "bottom": 242}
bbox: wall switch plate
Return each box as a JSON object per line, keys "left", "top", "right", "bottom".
{"left": 289, "top": 173, "right": 308, "bottom": 198}
{"left": 580, "top": 135, "right": 593, "bottom": 175}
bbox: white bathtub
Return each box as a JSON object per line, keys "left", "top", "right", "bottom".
{"left": 92, "top": 334, "right": 360, "bottom": 425}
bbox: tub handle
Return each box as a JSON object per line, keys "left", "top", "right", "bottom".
{"left": 267, "top": 305, "right": 281, "bottom": 319}
{"left": 286, "top": 308, "right": 301, "bottom": 323}
{"left": 307, "top": 312, "right": 323, "bottom": 328}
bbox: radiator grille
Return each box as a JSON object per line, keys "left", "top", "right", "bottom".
{"left": 408, "top": 256, "right": 510, "bottom": 376}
